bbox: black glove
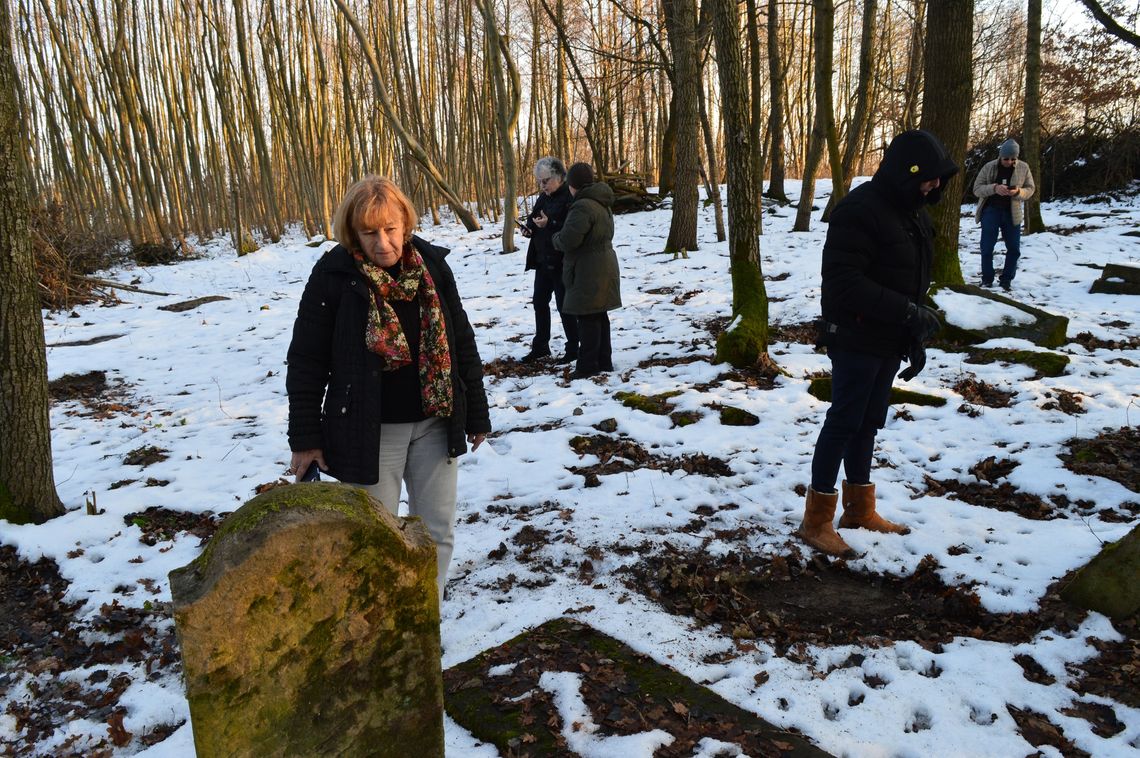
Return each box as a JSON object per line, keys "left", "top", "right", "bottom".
{"left": 897, "top": 341, "right": 927, "bottom": 381}
{"left": 904, "top": 302, "right": 941, "bottom": 344}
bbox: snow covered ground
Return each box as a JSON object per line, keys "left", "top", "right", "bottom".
{"left": 3, "top": 179, "right": 1139, "bottom": 756}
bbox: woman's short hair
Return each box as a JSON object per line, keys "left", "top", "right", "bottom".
{"left": 332, "top": 175, "right": 418, "bottom": 249}
{"left": 534, "top": 156, "right": 566, "bottom": 180}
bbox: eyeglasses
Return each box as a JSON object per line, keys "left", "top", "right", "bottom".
{"left": 538, "top": 176, "right": 559, "bottom": 186}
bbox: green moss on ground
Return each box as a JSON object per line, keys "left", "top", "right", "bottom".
{"left": 965, "top": 348, "right": 1069, "bottom": 378}
{"left": 614, "top": 390, "right": 682, "bottom": 415}
{"left": 717, "top": 405, "right": 760, "bottom": 426}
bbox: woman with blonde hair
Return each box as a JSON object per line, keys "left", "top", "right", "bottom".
{"left": 286, "top": 175, "right": 491, "bottom": 599}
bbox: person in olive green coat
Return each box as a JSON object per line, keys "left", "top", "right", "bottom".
{"left": 552, "top": 163, "right": 622, "bottom": 379}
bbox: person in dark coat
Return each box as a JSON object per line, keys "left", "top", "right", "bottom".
{"left": 286, "top": 175, "right": 491, "bottom": 598}
{"left": 552, "top": 162, "right": 622, "bottom": 379}
{"left": 799, "top": 130, "right": 958, "bottom": 557}
{"left": 520, "top": 157, "right": 578, "bottom": 363}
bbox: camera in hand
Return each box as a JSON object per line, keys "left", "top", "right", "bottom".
{"left": 301, "top": 461, "right": 321, "bottom": 482}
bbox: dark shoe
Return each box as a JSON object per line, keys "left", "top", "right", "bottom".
{"left": 980, "top": 280, "right": 993, "bottom": 288}
{"left": 599, "top": 362, "right": 614, "bottom": 372}
{"left": 999, "top": 281, "right": 1011, "bottom": 292}
{"left": 554, "top": 352, "right": 577, "bottom": 364}
{"left": 520, "top": 348, "right": 551, "bottom": 363}
{"left": 569, "top": 367, "right": 599, "bottom": 380}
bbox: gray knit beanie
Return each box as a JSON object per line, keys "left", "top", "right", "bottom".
{"left": 999, "top": 139, "right": 1020, "bottom": 159}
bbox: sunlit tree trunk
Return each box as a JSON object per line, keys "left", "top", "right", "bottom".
{"left": 710, "top": 0, "right": 770, "bottom": 368}
{"left": 0, "top": 0, "right": 64, "bottom": 524}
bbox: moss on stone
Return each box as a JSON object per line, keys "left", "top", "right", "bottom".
{"left": 931, "top": 283, "right": 1069, "bottom": 348}
{"left": 808, "top": 376, "right": 947, "bottom": 407}
{"left": 614, "top": 390, "right": 682, "bottom": 415}
{"left": 170, "top": 484, "right": 444, "bottom": 757}
{"left": 966, "top": 348, "right": 1069, "bottom": 378}
{"left": 1060, "top": 524, "right": 1140, "bottom": 620}
{"left": 669, "top": 410, "right": 702, "bottom": 427}
{"left": 445, "top": 618, "right": 827, "bottom": 756}
{"left": 178, "top": 483, "right": 380, "bottom": 579}
{"left": 718, "top": 405, "right": 760, "bottom": 426}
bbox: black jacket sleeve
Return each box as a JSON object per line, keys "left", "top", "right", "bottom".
{"left": 286, "top": 261, "right": 336, "bottom": 451}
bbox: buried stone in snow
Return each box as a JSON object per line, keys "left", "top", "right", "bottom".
{"left": 930, "top": 284, "right": 1068, "bottom": 348}
{"left": 168, "top": 483, "right": 443, "bottom": 758}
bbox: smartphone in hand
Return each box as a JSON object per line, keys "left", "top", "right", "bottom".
{"left": 301, "top": 461, "right": 321, "bottom": 482}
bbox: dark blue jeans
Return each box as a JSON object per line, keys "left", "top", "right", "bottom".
{"left": 532, "top": 266, "right": 578, "bottom": 355}
{"left": 810, "top": 348, "right": 901, "bottom": 493}
{"left": 980, "top": 204, "right": 1021, "bottom": 286}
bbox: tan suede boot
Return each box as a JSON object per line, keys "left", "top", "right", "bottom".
{"left": 796, "top": 488, "right": 856, "bottom": 557}
{"left": 837, "top": 481, "right": 911, "bottom": 535}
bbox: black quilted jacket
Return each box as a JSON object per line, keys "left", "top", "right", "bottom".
{"left": 820, "top": 130, "right": 957, "bottom": 358}
{"left": 286, "top": 237, "right": 491, "bottom": 484}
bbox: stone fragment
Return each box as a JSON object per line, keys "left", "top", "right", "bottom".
{"left": 169, "top": 483, "right": 443, "bottom": 757}
{"left": 1061, "top": 524, "right": 1140, "bottom": 620}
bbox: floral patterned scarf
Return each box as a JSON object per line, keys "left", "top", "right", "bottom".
{"left": 353, "top": 244, "right": 453, "bottom": 417}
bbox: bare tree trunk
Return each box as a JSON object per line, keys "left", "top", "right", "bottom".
{"left": 478, "top": 0, "right": 522, "bottom": 253}
{"left": 697, "top": 70, "right": 725, "bottom": 243}
{"left": 822, "top": 0, "right": 876, "bottom": 221}
{"left": 1022, "top": 0, "right": 1046, "bottom": 233}
{"left": 763, "top": 0, "right": 789, "bottom": 202}
{"left": 662, "top": 0, "right": 700, "bottom": 253}
{"left": 0, "top": 0, "right": 64, "bottom": 524}
{"left": 709, "top": 0, "right": 770, "bottom": 368}
{"left": 793, "top": 0, "right": 831, "bottom": 232}
{"left": 920, "top": 0, "right": 972, "bottom": 285}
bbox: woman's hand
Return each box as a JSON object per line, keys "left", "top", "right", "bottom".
{"left": 467, "top": 433, "right": 486, "bottom": 451}
{"left": 290, "top": 449, "right": 327, "bottom": 482}
{"left": 532, "top": 210, "right": 549, "bottom": 229}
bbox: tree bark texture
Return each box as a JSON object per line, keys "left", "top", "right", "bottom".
{"left": 1022, "top": 0, "right": 1046, "bottom": 233}
{"left": 919, "top": 0, "right": 972, "bottom": 285}
{"left": 0, "top": 0, "right": 64, "bottom": 524}
{"left": 710, "top": 0, "right": 769, "bottom": 367}
{"left": 662, "top": 0, "right": 700, "bottom": 253}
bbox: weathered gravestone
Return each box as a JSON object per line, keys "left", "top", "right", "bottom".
{"left": 169, "top": 483, "right": 444, "bottom": 757}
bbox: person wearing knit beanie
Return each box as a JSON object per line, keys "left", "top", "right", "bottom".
{"left": 566, "top": 162, "right": 595, "bottom": 190}
{"left": 973, "top": 138, "right": 1037, "bottom": 290}
{"left": 798, "top": 130, "right": 958, "bottom": 558}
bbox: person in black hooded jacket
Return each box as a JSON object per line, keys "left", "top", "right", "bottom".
{"left": 797, "top": 130, "right": 958, "bottom": 558}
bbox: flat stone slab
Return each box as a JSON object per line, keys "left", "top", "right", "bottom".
{"left": 1090, "top": 263, "right": 1140, "bottom": 295}
{"left": 931, "top": 284, "right": 1069, "bottom": 348}
{"left": 445, "top": 617, "right": 830, "bottom": 756}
